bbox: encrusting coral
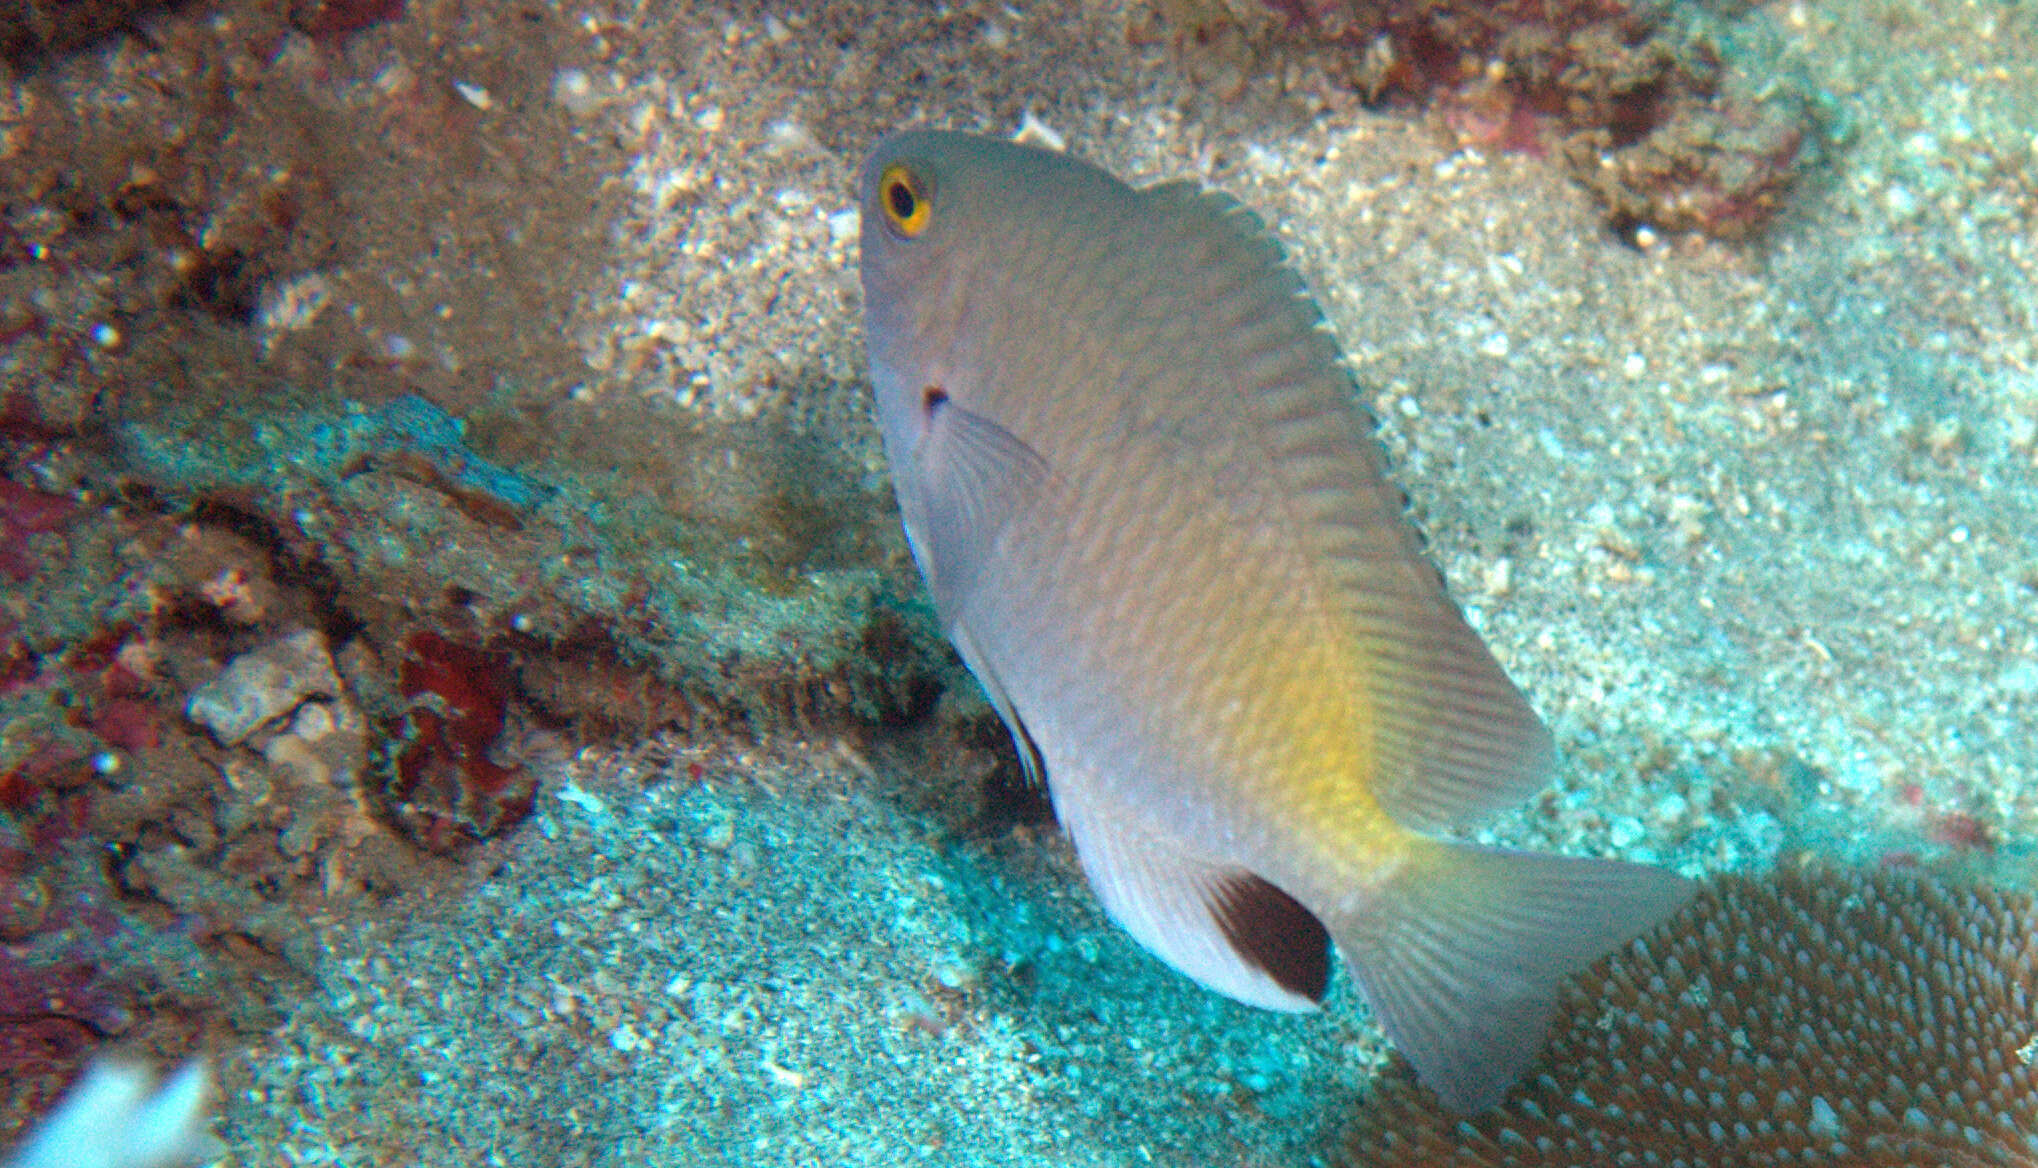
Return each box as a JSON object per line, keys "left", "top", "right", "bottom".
{"left": 1149, "top": 0, "right": 1828, "bottom": 239}
{"left": 1345, "top": 866, "right": 2038, "bottom": 1166}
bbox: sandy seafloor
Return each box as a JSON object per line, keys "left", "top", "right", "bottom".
{"left": 10, "top": 0, "right": 2038, "bottom": 1164}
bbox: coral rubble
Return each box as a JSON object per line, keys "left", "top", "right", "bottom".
{"left": 1156, "top": 0, "right": 1831, "bottom": 238}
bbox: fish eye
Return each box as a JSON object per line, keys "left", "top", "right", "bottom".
{"left": 878, "top": 162, "right": 932, "bottom": 239}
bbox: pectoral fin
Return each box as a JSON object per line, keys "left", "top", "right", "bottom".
{"left": 903, "top": 389, "right": 1050, "bottom": 617}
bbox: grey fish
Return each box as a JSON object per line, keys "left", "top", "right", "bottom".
{"left": 857, "top": 129, "right": 1692, "bottom": 1112}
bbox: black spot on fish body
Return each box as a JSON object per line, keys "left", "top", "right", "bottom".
{"left": 1211, "top": 873, "right": 1332, "bottom": 1003}
{"left": 921, "top": 385, "right": 949, "bottom": 416}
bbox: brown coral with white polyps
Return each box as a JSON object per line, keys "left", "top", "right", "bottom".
{"left": 1346, "top": 867, "right": 2038, "bottom": 1166}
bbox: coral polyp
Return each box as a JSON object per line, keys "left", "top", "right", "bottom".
{"left": 1346, "top": 868, "right": 2038, "bottom": 1166}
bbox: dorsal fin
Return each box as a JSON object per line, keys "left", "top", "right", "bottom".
{"left": 1137, "top": 175, "right": 1555, "bottom": 831}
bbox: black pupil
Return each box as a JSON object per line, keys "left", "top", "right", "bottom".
{"left": 888, "top": 180, "right": 917, "bottom": 221}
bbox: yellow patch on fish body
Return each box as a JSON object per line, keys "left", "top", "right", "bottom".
{"left": 857, "top": 130, "right": 1693, "bottom": 1113}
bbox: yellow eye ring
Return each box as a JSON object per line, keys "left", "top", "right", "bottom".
{"left": 878, "top": 162, "right": 932, "bottom": 239}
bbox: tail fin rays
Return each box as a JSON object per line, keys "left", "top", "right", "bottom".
{"left": 1335, "top": 840, "right": 1695, "bottom": 1112}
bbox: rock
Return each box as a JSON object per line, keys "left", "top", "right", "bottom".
{"left": 261, "top": 696, "right": 370, "bottom": 791}
{"left": 185, "top": 629, "right": 341, "bottom": 747}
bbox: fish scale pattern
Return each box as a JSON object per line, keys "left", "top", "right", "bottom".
{"left": 1345, "top": 867, "right": 2038, "bottom": 1166}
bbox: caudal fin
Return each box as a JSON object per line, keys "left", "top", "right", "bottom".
{"left": 1335, "top": 839, "right": 1695, "bottom": 1113}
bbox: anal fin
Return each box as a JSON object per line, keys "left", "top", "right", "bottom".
{"left": 1053, "top": 777, "right": 1328, "bottom": 1011}
{"left": 1210, "top": 871, "right": 1332, "bottom": 1003}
